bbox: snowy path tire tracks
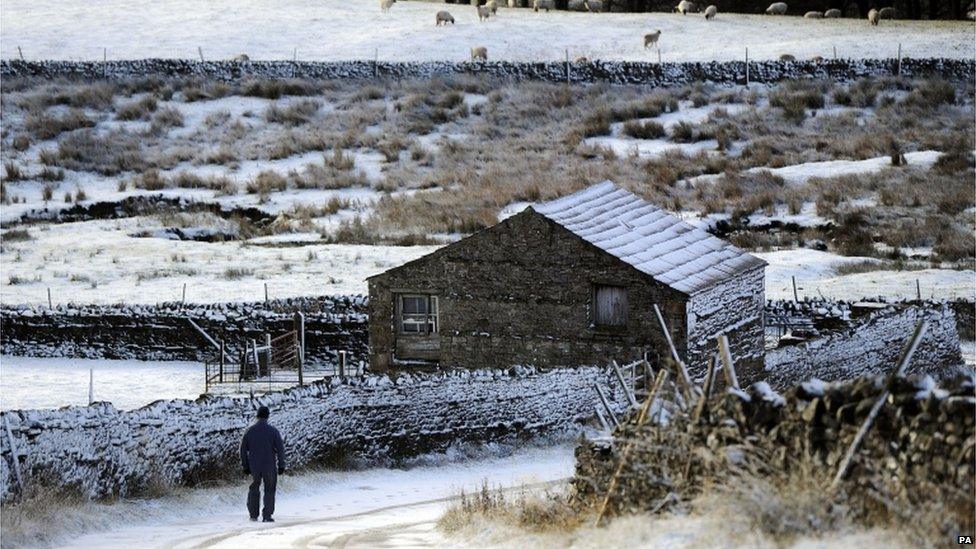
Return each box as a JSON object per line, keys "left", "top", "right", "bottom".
{"left": 172, "top": 478, "right": 567, "bottom": 549}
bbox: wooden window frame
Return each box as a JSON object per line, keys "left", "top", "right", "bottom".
{"left": 397, "top": 294, "right": 439, "bottom": 335}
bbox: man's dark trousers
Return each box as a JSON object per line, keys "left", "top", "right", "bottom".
{"left": 247, "top": 470, "right": 277, "bottom": 520}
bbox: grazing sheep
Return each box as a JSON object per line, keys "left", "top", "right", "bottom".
{"left": 380, "top": 0, "right": 395, "bottom": 12}
{"left": 804, "top": 11, "right": 822, "bottom": 18}
{"left": 471, "top": 46, "right": 488, "bottom": 61}
{"left": 765, "top": 2, "right": 788, "bottom": 15}
{"left": 231, "top": 54, "right": 250, "bottom": 62}
{"left": 674, "top": 0, "right": 697, "bottom": 14}
{"left": 810, "top": 55, "right": 824, "bottom": 61}
{"left": 824, "top": 8, "right": 842, "bottom": 18}
{"left": 704, "top": 5, "right": 717, "bottom": 19}
{"left": 477, "top": 5, "right": 492, "bottom": 20}
{"left": 574, "top": 56, "right": 589, "bottom": 63}
{"left": 878, "top": 7, "right": 897, "bottom": 19}
{"left": 534, "top": 0, "right": 554, "bottom": 12}
{"left": 868, "top": 8, "right": 879, "bottom": 25}
{"left": 644, "top": 30, "right": 662, "bottom": 49}
{"left": 436, "top": 10, "right": 455, "bottom": 25}
{"left": 779, "top": 54, "right": 796, "bottom": 61}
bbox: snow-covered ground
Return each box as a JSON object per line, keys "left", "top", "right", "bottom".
{"left": 45, "top": 444, "right": 574, "bottom": 549}
{"left": 2, "top": 0, "right": 973, "bottom": 62}
{"left": 757, "top": 249, "right": 975, "bottom": 301}
{"left": 0, "top": 356, "right": 204, "bottom": 410}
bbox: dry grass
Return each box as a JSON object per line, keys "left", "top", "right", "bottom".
{"left": 115, "top": 96, "right": 158, "bottom": 121}
{"left": 24, "top": 108, "right": 95, "bottom": 140}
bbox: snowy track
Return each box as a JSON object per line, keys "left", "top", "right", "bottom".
{"left": 1, "top": 0, "right": 972, "bottom": 63}
{"left": 52, "top": 445, "right": 574, "bottom": 549}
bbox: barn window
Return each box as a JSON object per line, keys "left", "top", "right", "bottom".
{"left": 593, "top": 285, "right": 628, "bottom": 327}
{"left": 398, "top": 294, "right": 438, "bottom": 334}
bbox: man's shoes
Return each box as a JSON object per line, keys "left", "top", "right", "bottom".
{"left": 249, "top": 517, "right": 258, "bottom": 522}
{"left": 262, "top": 517, "right": 275, "bottom": 523}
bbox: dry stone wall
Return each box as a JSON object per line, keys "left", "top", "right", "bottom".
{"left": 764, "top": 303, "right": 962, "bottom": 389}
{"left": 1, "top": 58, "right": 972, "bottom": 85}
{"left": 0, "top": 297, "right": 367, "bottom": 365}
{"left": 0, "top": 366, "right": 624, "bottom": 501}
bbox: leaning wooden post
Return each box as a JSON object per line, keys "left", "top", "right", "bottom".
{"left": 198, "top": 46, "right": 204, "bottom": 62}
{"left": 791, "top": 276, "right": 799, "bottom": 302}
{"left": 830, "top": 320, "right": 928, "bottom": 492}
{"left": 17, "top": 46, "right": 24, "bottom": 61}
{"left": 594, "top": 384, "right": 619, "bottom": 428}
{"left": 717, "top": 335, "right": 739, "bottom": 390}
{"left": 692, "top": 354, "right": 717, "bottom": 423}
{"left": 594, "top": 369, "right": 668, "bottom": 526}
{"left": 652, "top": 304, "right": 696, "bottom": 402}
{"left": 611, "top": 360, "right": 638, "bottom": 408}
{"left": 3, "top": 415, "right": 24, "bottom": 493}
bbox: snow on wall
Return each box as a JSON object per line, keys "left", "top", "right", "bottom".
{"left": 0, "top": 296, "right": 367, "bottom": 364}
{"left": 0, "top": 366, "right": 622, "bottom": 501}
{"left": 1, "top": 58, "right": 973, "bottom": 85}
{"left": 764, "top": 303, "right": 963, "bottom": 389}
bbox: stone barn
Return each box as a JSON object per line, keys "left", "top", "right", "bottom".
{"left": 367, "top": 181, "right": 767, "bottom": 378}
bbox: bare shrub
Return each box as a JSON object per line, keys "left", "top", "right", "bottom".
{"left": 246, "top": 170, "right": 288, "bottom": 195}
{"left": 116, "top": 96, "right": 158, "bottom": 121}
{"left": 242, "top": 79, "right": 318, "bottom": 99}
{"left": 669, "top": 121, "right": 696, "bottom": 143}
{"left": 223, "top": 267, "right": 255, "bottom": 279}
{"left": 24, "top": 108, "right": 95, "bottom": 140}
{"left": 49, "top": 130, "right": 146, "bottom": 175}
{"left": 323, "top": 147, "right": 354, "bottom": 170}
{"left": 3, "top": 162, "right": 24, "bottom": 182}
{"left": 264, "top": 100, "right": 320, "bottom": 126}
{"left": 621, "top": 120, "right": 665, "bottom": 139}
{"left": 152, "top": 107, "right": 184, "bottom": 128}
{"left": 580, "top": 109, "right": 612, "bottom": 138}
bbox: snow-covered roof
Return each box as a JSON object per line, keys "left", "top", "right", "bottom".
{"left": 533, "top": 181, "right": 765, "bottom": 294}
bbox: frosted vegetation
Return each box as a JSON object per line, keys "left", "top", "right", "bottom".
{"left": 0, "top": 74, "right": 973, "bottom": 304}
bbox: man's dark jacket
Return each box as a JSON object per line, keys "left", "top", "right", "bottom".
{"left": 240, "top": 419, "right": 286, "bottom": 473}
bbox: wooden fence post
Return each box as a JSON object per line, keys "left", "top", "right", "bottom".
{"left": 3, "top": 415, "right": 24, "bottom": 494}
{"left": 792, "top": 275, "right": 799, "bottom": 302}
{"left": 47, "top": 287, "right": 52, "bottom": 309}
{"left": 611, "top": 360, "right": 638, "bottom": 408}
{"left": 339, "top": 350, "right": 347, "bottom": 379}
{"left": 915, "top": 279, "right": 921, "bottom": 301}
{"left": 594, "top": 384, "right": 619, "bottom": 428}
{"left": 565, "top": 48, "right": 570, "bottom": 84}
{"left": 717, "top": 335, "right": 739, "bottom": 390}
{"left": 652, "top": 304, "right": 696, "bottom": 402}
{"left": 219, "top": 340, "right": 225, "bottom": 383}
{"left": 744, "top": 47, "right": 749, "bottom": 87}
{"left": 896, "top": 43, "right": 902, "bottom": 76}
{"left": 88, "top": 368, "right": 94, "bottom": 405}
{"left": 198, "top": 46, "right": 204, "bottom": 62}
{"left": 264, "top": 283, "right": 268, "bottom": 303}
{"left": 182, "top": 283, "right": 187, "bottom": 306}
{"left": 17, "top": 46, "right": 24, "bottom": 61}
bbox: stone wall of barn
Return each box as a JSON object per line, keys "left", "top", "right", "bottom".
{"left": 685, "top": 266, "right": 766, "bottom": 382}
{"left": 368, "top": 209, "right": 690, "bottom": 371}
{"left": 0, "top": 366, "right": 623, "bottom": 501}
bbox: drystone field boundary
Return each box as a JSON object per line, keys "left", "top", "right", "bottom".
{"left": 0, "top": 296, "right": 368, "bottom": 364}
{"left": 0, "top": 366, "right": 623, "bottom": 501}
{"left": 764, "top": 303, "right": 963, "bottom": 389}
{"left": 1, "top": 58, "right": 973, "bottom": 84}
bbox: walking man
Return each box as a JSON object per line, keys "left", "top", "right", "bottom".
{"left": 240, "top": 405, "right": 286, "bottom": 522}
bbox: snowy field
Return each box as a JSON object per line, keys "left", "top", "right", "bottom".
{"left": 0, "top": 356, "right": 204, "bottom": 410}
{"left": 33, "top": 444, "right": 574, "bottom": 549}
{"left": 1, "top": 0, "right": 973, "bottom": 63}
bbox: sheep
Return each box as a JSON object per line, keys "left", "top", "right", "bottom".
{"left": 968, "top": 9, "right": 975, "bottom": 20}
{"left": 231, "top": 54, "right": 250, "bottom": 62}
{"left": 436, "top": 10, "right": 455, "bottom": 25}
{"left": 574, "top": 56, "right": 589, "bottom": 63}
{"left": 644, "top": 30, "right": 662, "bottom": 49}
{"left": 477, "top": 5, "right": 492, "bottom": 20}
{"left": 868, "top": 8, "right": 879, "bottom": 25}
{"left": 824, "top": 8, "right": 842, "bottom": 18}
{"left": 486, "top": 0, "right": 498, "bottom": 14}
{"left": 704, "top": 5, "right": 717, "bottom": 19}
{"left": 765, "top": 2, "right": 787, "bottom": 15}
{"left": 471, "top": 46, "right": 488, "bottom": 61}
{"left": 533, "top": 0, "right": 554, "bottom": 12}
{"left": 779, "top": 53, "right": 796, "bottom": 61}
{"left": 804, "top": 11, "right": 822, "bottom": 18}
{"left": 810, "top": 55, "right": 824, "bottom": 61}
{"left": 878, "top": 7, "right": 897, "bottom": 19}
{"left": 674, "top": 1, "right": 697, "bottom": 14}
{"left": 380, "top": 0, "right": 395, "bottom": 12}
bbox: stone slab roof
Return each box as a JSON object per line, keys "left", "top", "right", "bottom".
{"left": 532, "top": 180, "right": 766, "bottom": 294}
